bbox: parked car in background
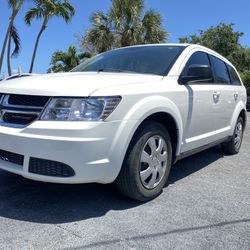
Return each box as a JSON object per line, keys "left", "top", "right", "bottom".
{"left": 247, "top": 96, "right": 250, "bottom": 111}
{"left": 0, "top": 44, "right": 247, "bottom": 201}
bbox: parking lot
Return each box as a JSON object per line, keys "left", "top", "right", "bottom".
{"left": 0, "top": 114, "right": 249, "bottom": 250}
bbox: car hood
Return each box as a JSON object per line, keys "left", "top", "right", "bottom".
{"left": 0, "top": 72, "right": 163, "bottom": 96}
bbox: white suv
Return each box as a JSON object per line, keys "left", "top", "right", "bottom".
{"left": 0, "top": 44, "right": 247, "bottom": 201}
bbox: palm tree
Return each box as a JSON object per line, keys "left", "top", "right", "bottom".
{"left": 140, "top": 10, "right": 167, "bottom": 44}
{"left": 25, "top": 0, "right": 75, "bottom": 73}
{"left": 7, "top": 25, "right": 21, "bottom": 76}
{"left": 83, "top": 0, "right": 168, "bottom": 53}
{"left": 83, "top": 12, "right": 115, "bottom": 54}
{"left": 0, "top": 0, "right": 24, "bottom": 74}
{"left": 47, "top": 45, "right": 91, "bottom": 73}
{"left": 109, "top": 0, "right": 144, "bottom": 47}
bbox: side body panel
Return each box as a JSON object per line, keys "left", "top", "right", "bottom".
{"left": 168, "top": 46, "right": 247, "bottom": 154}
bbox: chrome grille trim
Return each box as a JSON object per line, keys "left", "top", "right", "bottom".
{"left": 2, "top": 95, "right": 45, "bottom": 110}
{"left": 0, "top": 94, "right": 50, "bottom": 128}
{"left": 0, "top": 109, "right": 41, "bottom": 116}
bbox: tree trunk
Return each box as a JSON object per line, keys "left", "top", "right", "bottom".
{"left": 7, "top": 32, "right": 12, "bottom": 76}
{"left": 0, "top": 11, "right": 17, "bottom": 75}
{"left": 29, "top": 20, "right": 47, "bottom": 73}
{"left": 120, "top": 32, "right": 130, "bottom": 47}
{"left": 0, "top": 22, "right": 12, "bottom": 75}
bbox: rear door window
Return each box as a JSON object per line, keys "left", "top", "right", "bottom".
{"left": 227, "top": 64, "right": 241, "bottom": 85}
{"left": 210, "top": 56, "right": 231, "bottom": 84}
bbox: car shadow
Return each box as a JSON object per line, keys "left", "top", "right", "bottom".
{"left": 0, "top": 146, "right": 225, "bottom": 224}
{"left": 168, "top": 145, "right": 224, "bottom": 184}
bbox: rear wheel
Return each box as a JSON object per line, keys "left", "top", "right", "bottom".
{"left": 115, "top": 122, "right": 172, "bottom": 202}
{"left": 221, "top": 117, "right": 244, "bottom": 155}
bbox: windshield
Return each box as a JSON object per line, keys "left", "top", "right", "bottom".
{"left": 72, "top": 45, "right": 186, "bottom": 76}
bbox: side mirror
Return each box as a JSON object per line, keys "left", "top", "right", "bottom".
{"left": 179, "top": 64, "right": 213, "bottom": 84}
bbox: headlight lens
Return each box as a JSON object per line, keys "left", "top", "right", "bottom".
{"left": 40, "top": 96, "right": 121, "bottom": 121}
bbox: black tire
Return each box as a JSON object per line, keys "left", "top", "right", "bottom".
{"left": 221, "top": 117, "right": 244, "bottom": 155}
{"left": 115, "top": 121, "right": 172, "bottom": 202}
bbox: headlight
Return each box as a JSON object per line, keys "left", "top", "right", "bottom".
{"left": 40, "top": 96, "right": 121, "bottom": 121}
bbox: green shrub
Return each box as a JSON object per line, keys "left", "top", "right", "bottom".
{"left": 240, "top": 71, "right": 250, "bottom": 95}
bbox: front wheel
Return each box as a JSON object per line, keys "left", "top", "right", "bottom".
{"left": 221, "top": 117, "right": 244, "bottom": 155}
{"left": 115, "top": 122, "right": 172, "bottom": 202}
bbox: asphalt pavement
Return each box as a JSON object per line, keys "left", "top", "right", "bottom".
{"left": 0, "top": 114, "right": 249, "bottom": 250}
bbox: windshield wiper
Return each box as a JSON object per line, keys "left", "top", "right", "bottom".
{"left": 97, "top": 68, "right": 138, "bottom": 74}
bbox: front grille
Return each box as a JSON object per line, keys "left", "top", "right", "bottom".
{"left": 29, "top": 157, "right": 75, "bottom": 177}
{"left": 0, "top": 149, "right": 24, "bottom": 166}
{"left": 8, "top": 94, "right": 50, "bottom": 107}
{"left": 0, "top": 94, "right": 50, "bottom": 128}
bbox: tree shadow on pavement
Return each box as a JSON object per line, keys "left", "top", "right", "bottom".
{"left": 0, "top": 146, "right": 225, "bottom": 224}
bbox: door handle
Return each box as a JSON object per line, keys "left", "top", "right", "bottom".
{"left": 213, "top": 91, "right": 220, "bottom": 103}
{"left": 234, "top": 92, "right": 239, "bottom": 101}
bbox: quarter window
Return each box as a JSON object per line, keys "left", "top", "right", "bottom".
{"left": 210, "top": 56, "right": 231, "bottom": 84}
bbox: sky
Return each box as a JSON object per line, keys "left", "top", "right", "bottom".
{"left": 0, "top": 0, "right": 249, "bottom": 76}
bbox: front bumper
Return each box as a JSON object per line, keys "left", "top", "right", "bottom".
{"left": 0, "top": 120, "right": 138, "bottom": 184}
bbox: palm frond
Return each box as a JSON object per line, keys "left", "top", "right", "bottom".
{"left": 8, "top": 0, "right": 18, "bottom": 9}
{"left": 10, "top": 25, "right": 21, "bottom": 57}
{"left": 48, "top": 45, "right": 87, "bottom": 72}
{"left": 83, "top": 11, "right": 114, "bottom": 53}
{"left": 141, "top": 9, "right": 168, "bottom": 44}
{"left": 110, "top": 0, "right": 144, "bottom": 31}
{"left": 91, "top": 11, "right": 110, "bottom": 25}
{"left": 78, "top": 52, "right": 92, "bottom": 60}
{"left": 8, "top": 0, "right": 26, "bottom": 11}
{"left": 54, "top": 1, "right": 75, "bottom": 23}
{"left": 24, "top": 7, "right": 42, "bottom": 25}
{"left": 84, "top": 27, "right": 114, "bottom": 53}
{"left": 51, "top": 51, "right": 66, "bottom": 65}
{"left": 25, "top": 0, "right": 75, "bottom": 25}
